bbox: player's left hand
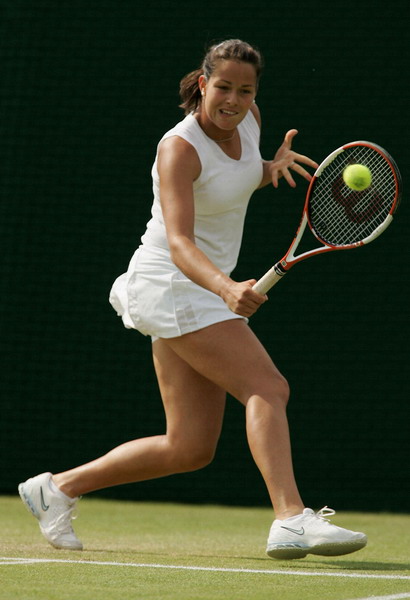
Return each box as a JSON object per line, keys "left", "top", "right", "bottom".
{"left": 270, "top": 129, "right": 318, "bottom": 188}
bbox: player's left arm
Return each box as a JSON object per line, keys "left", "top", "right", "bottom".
{"left": 250, "top": 103, "right": 318, "bottom": 189}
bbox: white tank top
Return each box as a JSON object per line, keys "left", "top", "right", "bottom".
{"left": 140, "top": 110, "right": 263, "bottom": 275}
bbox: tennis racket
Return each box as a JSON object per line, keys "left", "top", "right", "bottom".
{"left": 253, "top": 141, "right": 402, "bottom": 295}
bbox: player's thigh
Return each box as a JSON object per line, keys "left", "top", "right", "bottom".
{"left": 152, "top": 338, "right": 226, "bottom": 451}
{"left": 164, "top": 319, "right": 289, "bottom": 405}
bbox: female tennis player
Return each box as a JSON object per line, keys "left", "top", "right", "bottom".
{"left": 19, "top": 39, "right": 367, "bottom": 559}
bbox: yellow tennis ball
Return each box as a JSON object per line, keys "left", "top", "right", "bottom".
{"left": 343, "top": 164, "right": 372, "bottom": 191}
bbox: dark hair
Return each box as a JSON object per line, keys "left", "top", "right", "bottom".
{"left": 179, "top": 39, "right": 263, "bottom": 115}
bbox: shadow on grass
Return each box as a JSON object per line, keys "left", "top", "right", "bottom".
{"left": 84, "top": 549, "right": 410, "bottom": 573}
{"left": 310, "top": 558, "right": 410, "bottom": 573}
{"left": 244, "top": 556, "right": 410, "bottom": 573}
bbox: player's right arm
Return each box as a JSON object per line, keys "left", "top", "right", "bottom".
{"left": 157, "top": 136, "right": 265, "bottom": 317}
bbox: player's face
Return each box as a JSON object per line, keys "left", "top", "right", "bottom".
{"left": 198, "top": 60, "right": 257, "bottom": 137}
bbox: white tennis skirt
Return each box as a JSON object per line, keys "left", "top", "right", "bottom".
{"left": 109, "top": 245, "right": 246, "bottom": 339}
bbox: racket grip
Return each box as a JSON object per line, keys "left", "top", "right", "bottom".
{"left": 253, "top": 264, "right": 286, "bottom": 295}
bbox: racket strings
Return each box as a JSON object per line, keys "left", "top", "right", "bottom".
{"left": 309, "top": 146, "right": 397, "bottom": 246}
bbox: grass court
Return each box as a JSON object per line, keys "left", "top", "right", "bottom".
{"left": 1, "top": 496, "right": 409, "bottom": 599}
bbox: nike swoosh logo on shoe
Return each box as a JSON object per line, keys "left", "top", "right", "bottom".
{"left": 40, "top": 487, "right": 50, "bottom": 511}
{"left": 280, "top": 526, "right": 305, "bottom": 535}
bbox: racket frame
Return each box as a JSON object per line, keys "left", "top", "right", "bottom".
{"left": 253, "top": 141, "right": 401, "bottom": 295}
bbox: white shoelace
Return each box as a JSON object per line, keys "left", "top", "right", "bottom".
{"left": 52, "top": 504, "right": 78, "bottom": 534}
{"left": 315, "top": 506, "right": 336, "bottom": 521}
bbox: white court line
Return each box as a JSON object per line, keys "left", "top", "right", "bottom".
{"left": 345, "top": 594, "right": 410, "bottom": 600}
{"left": 1, "top": 557, "right": 410, "bottom": 580}
{"left": 0, "top": 558, "right": 37, "bottom": 565}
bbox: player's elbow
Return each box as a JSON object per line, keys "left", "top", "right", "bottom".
{"left": 168, "top": 234, "right": 194, "bottom": 268}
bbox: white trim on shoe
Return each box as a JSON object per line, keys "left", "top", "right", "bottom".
{"left": 18, "top": 472, "right": 83, "bottom": 551}
{"left": 266, "top": 507, "right": 367, "bottom": 560}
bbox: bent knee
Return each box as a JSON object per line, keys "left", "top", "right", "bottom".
{"left": 263, "top": 373, "right": 290, "bottom": 409}
{"left": 244, "top": 371, "right": 290, "bottom": 409}
{"left": 276, "top": 373, "right": 290, "bottom": 406}
{"left": 171, "top": 444, "right": 216, "bottom": 473}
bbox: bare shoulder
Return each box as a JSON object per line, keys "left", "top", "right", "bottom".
{"left": 250, "top": 102, "right": 262, "bottom": 129}
{"left": 158, "top": 135, "right": 201, "bottom": 181}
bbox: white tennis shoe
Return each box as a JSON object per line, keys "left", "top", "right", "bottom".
{"left": 266, "top": 507, "right": 367, "bottom": 559}
{"left": 18, "top": 472, "right": 83, "bottom": 550}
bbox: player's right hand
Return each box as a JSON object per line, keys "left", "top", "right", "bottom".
{"left": 221, "top": 279, "right": 267, "bottom": 317}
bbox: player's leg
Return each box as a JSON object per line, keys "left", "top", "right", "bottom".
{"left": 164, "top": 319, "right": 367, "bottom": 558}
{"left": 19, "top": 342, "right": 226, "bottom": 549}
{"left": 52, "top": 344, "right": 226, "bottom": 497}
{"left": 164, "top": 318, "right": 304, "bottom": 520}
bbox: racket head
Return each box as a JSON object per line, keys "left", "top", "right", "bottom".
{"left": 305, "top": 141, "right": 402, "bottom": 248}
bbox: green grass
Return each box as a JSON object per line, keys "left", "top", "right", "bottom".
{"left": 1, "top": 496, "right": 409, "bottom": 600}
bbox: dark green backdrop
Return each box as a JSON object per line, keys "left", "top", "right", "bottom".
{"left": 1, "top": 0, "right": 409, "bottom": 512}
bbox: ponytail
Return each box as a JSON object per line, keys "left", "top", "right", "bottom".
{"left": 179, "top": 68, "right": 203, "bottom": 116}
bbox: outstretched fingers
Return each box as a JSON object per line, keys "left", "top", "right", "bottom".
{"left": 271, "top": 130, "right": 319, "bottom": 188}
